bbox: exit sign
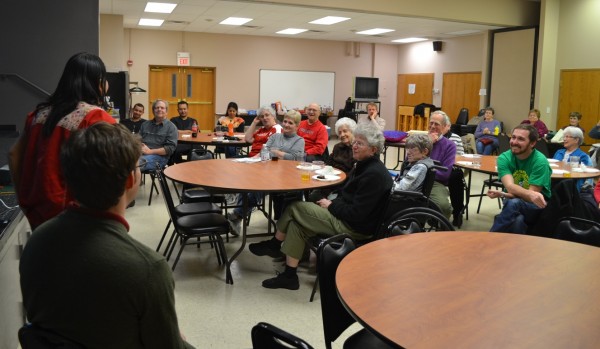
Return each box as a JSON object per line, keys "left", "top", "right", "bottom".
{"left": 177, "top": 52, "right": 190, "bottom": 66}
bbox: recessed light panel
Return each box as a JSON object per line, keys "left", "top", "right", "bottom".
{"left": 392, "top": 37, "right": 428, "bottom": 43}
{"left": 356, "top": 28, "right": 395, "bottom": 35}
{"left": 310, "top": 16, "right": 350, "bottom": 25}
{"left": 144, "top": 2, "right": 177, "bottom": 14}
{"left": 276, "top": 28, "right": 308, "bottom": 35}
{"left": 139, "top": 18, "right": 164, "bottom": 26}
{"left": 220, "top": 17, "right": 253, "bottom": 26}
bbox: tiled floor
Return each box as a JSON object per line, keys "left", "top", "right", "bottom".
{"left": 127, "top": 142, "right": 500, "bottom": 348}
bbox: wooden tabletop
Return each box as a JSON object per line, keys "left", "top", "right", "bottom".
{"left": 164, "top": 159, "right": 346, "bottom": 192}
{"left": 177, "top": 132, "right": 250, "bottom": 146}
{"left": 336, "top": 232, "right": 600, "bottom": 349}
{"left": 455, "top": 154, "right": 600, "bottom": 179}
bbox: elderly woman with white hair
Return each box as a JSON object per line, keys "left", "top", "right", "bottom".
{"left": 249, "top": 124, "right": 393, "bottom": 290}
{"left": 328, "top": 117, "right": 358, "bottom": 173}
{"left": 553, "top": 126, "right": 592, "bottom": 165}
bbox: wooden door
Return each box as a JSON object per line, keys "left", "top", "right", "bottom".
{"left": 558, "top": 69, "right": 600, "bottom": 145}
{"left": 397, "top": 73, "right": 433, "bottom": 107}
{"left": 149, "top": 66, "right": 216, "bottom": 130}
{"left": 441, "top": 72, "right": 481, "bottom": 122}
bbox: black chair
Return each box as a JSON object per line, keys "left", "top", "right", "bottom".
{"left": 141, "top": 160, "right": 165, "bottom": 206}
{"left": 451, "top": 108, "right": 476, "bottom": 136}
{"left": 535, "top": 139, "right": 550, "bottom": 158}
{"left": 19, "top": 323, "right": 84, "bottom": 349}
{"left": 156, "top": 168, "right": 230, "bottom": 271}
{"left": 317, "top": 236, "right": 396, "bottom": 349}
{"left": 251, "top": 322, "right": 315, "bottom": 349}
{"left": 555, "top": 217, "right": 600, "bottom": 247}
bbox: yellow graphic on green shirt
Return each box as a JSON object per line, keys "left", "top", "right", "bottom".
{"left": 513, "top": 170, "right": 530, "bottom": 189}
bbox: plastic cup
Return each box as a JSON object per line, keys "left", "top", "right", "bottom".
{"left": 312, "top": 160, "right": 324, "bottom": 169}
{"left": 569, "top": 156, "right": 580, "bottom": 169}
{"left": 301, "top": 171, "right": 311, "bottom": 181}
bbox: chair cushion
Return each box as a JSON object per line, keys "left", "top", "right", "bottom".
{"left": 344, "top": 328, "right": 395, "bottom": 349}
{"left": 177, "top": 213, "right": 230, "bottom": 234}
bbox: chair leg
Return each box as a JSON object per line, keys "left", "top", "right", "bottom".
{"left": 309, "top": 275, "right": 319, "bottom": 302}
{"left": 164, "top": 230, "right": 178, "bottom": 259}
{"left": 171, "top": 237, "right": 189, "bottom": 271}
{"left": 156, "top": 219, "right": 172, "bottom": 252}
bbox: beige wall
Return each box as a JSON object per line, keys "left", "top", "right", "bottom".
{"left": 103, "top": 23, "right": 399, "bottom": 128}
{"left": 396, "top": 35, "right": 486, "bottom": 109}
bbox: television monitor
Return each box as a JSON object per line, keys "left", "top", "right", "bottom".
{"left": 353, "top": 77, "right": 379, "bottom": 101}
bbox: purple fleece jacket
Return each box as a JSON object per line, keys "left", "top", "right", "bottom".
{"left": 430, "top": 136, "right": 456, "bottom": 185}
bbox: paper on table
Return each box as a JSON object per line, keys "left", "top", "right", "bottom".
{"left": 232, "top": 157, "right": 261, "bottom": 163}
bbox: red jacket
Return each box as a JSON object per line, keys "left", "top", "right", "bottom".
{"left": 297, "top": 120, "right": 328, "bottom": 156}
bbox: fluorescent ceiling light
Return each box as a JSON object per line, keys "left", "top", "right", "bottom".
{"left": 392, "top": 37, "right": 428, "bottom": 43}
{"left": 144, "top": 2, "right": 177, "bottom": 14}
{"left": 139, "top": 18, "right": 164, "bottom": 26}
{"left": 356, "top": 28, "right": 395, "bottom": 35}
{"left": 310, "top": 16, "right": 350, "bottom": 25}
{"left": 220, "top": 17, "right": 253, "bottom": 26}
{"left": 276, "top": 28, "right": 308, "bottom": 35}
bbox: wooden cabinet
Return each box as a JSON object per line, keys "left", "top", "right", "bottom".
{"left": 396, "top": 105, "right": 430, "bottom": 131}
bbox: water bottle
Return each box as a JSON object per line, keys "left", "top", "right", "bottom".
{"left": 228, "top": 122, "right": 234, "bottom": 136}
{"left": 494, "top": 126, "right": 499, "bottom": 136}
{"left": 191, "top": 121, "right": 198, "bottom": 138}
{"left": 260, "top": 147, "right": 270, "bottom": 161}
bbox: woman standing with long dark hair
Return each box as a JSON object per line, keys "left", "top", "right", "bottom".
{"left": 9, "top": 52, "right": 116, "bottom": 228}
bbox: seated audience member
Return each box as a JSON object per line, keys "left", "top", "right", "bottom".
{"left": 392, "top": 134, "right": 434, "bottom": 192}
{"left": 307, "top": 117, "right": 357, "bottom": 202}
{"left": 427, "top": 110, "right": 456, "bottom": 218}
{"left": 19, "top": 122, "right": 194, "bottom": 348}
{"left": 588, "top": 119, "right": 600, "bottom": 139}
{"left": 249, "top": 124, "right": 393, "bottom": 290}
{"left": 245, "top": 106, "right": 282, "bottom": 157}
{"left": 561, "top": 111, "right": 585, "bottom": 134}
{"left": 358, "top": 102, "right": 385, "bottom": 131}
{"left": 264, "top": 110, "right": 305, "bottom": 161}
{"left": 488, "top": 124, "right": 552, "bottom": 234}
{"left": 521, "top": 109, "right": 548, "bottom": 139}
{"left": 216, "top": 101, "right": 245, "bottom": 158}
{"left": 474, "top": 107, "right": 502, "bottom": 155}
{"left": 228, "top": 106, "right": 282, "bottom": 233}
{"left": 9, "top": 52, "right": 116, "bottom": 229}
{"left": 121, "top": 103, "right": 146, "bottom": 134}
{"left": 139, "top": 99, "right": 178, "bottom": 171}
{"left": 171, "top": 101, "right": 197, "bottom": 163}
{"left": 553, "top": 126, "right": 592, "bottom": 191}
{"left": 297, "top": 103, "right": 328, "bottom": 162}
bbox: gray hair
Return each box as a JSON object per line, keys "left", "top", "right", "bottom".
{"left": 152, "top": 99, "right": 169, "bottom": 112}
{"left": 335, "top": 117, "right": 357, "bottom": 135}
{"left": 284, "top": 110, "right": 302, "bottom": 125}
{"left": 405, "top": 134, "right": 432, "bottom": 155}
{"left": 431, "top": 110, "right": 451, "bottom": 126}
{"left": 258, "top": 105, "right": 276, "bottom": 117}
{"left": 564, "top": 126, "right": 584, "bottom": 146}
{"left": 354, "top": 123, "right": 385, "bottom": 154}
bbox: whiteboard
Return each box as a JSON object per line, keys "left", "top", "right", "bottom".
{"left": 259, "top": 70, "right": 335, "bottom": 110}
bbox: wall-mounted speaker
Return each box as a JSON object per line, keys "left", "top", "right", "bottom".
{"left": 433, "top": 41, "right": 442, "bottom": 52}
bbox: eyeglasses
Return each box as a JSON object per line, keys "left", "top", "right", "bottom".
{"left": 352, "top": 141, "right": 369, "bottom": 148}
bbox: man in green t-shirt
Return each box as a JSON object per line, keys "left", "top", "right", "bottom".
{"left": 487, "top": 124, "right": 552, "bottom": 234}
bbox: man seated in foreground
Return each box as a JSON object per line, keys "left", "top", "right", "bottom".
{"left": 139, "top": 99, "right": 178, "bottom": 171}
{"left": 249, "top": 124, "right": 393, "bottom": 290}
{"left": 20, "top": 122, "right": 194, "bottom": 348}
{"left": 488, "top": 124, "right": 551, "bottom": 234}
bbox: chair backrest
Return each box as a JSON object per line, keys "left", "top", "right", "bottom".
{"left": 534, "top": 139, "right": 550, "bottom": 157}
{"left": 156, "top": 169, "right": 179, "bottom": 224}
{"left": 317, "top": 235, "right": 356, "bottom": 349}
{"left": 251, "top": 322, "right": 314, "bottom": 349}
{"left": 497, "top": 134, "right": 510, "bottom": 153}
{"left": 19, "top": 323, "right": 84, "bottom": 349}
{"left": 456, "top": 108, "right": 469, "bottom": 125}
{"left": 189, "top": 148, "right": 214, "bottom": 161}
{"left": 555, "top": 217, "right": 600, "bottom": 247}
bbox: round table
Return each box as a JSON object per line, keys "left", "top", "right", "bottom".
{"left": 336, "top": 232, "right": 600, "bottom": 348}
{"left": 164, "top": 159, "right": 346, "bottom": 283}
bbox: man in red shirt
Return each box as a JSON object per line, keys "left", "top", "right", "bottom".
{"left": 297, "top": 103, "right": 328, "bottom": 161}
{"left": 245, "top": 106, "right": 282, "bottom": 157}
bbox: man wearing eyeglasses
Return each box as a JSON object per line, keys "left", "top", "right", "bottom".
{"left": 138, "top": 99, "right": 178, "bottom": 171}
{"left": 244, "top": 105, "right": 282, "bottom": 157}
{"left": 427, "top": 110, "right": 456, "bottom": 218}
{"left": 20, "top": 123, "right": 194, "bottom": 348}
{"left": 298, "top": 103, "right": 328, "bottom": 162}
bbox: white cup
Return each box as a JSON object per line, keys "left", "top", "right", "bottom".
{"left": 569, "top": 155, "right": 580, "bottom": 169}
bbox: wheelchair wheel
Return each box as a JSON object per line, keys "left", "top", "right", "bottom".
{"left": 385, "top": 207, "right": 454, "bottom": 237}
